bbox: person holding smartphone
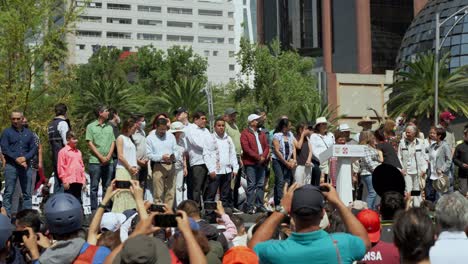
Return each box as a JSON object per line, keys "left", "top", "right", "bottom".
{"left": 112, "top": 118, "right": 139, "bottom": 213}
{"left": 57, "top": 131, "right": 86, "bottom": 204}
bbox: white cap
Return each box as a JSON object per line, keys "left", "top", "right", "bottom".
{"left": 247, "top": 114, "right": 261, "bottom": 122}
{"left": 314, "top": 117, "right": 328, "bottom": 127}
{"left": 339, "top": 124, "right": 351, "bottom": 132}
{"left": 100, "top": 212, "right": 127, "bottom": 232}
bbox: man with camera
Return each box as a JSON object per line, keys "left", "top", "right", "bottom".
{"left": 249, "top": 183, "right": 370, "bottom": 263}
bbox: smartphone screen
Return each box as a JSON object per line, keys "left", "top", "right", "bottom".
{"left": 410, "top": 190, "right": 421, "bottom": 196}
{"left": 11, "top": 230, "right": 29, "bottom": 243}
{"left": 149, "top": 204, "right": 165, "bottom": 213}
{"left": 204, "top": 201, "right": 217, "bottom": 210}
{"left": 153, "top": 214, "right": 178, "bottom": 227}
{"left": 115, "top": 180, "right": 131, "bottom": 189}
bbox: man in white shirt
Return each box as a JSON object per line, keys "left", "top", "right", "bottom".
{"left": 430, "top": 192, "right": 468, "bottom": 264}
{"left": 185, "top": 111, "right": 212, "bottom": 204}
{"left": 204, "top": 117, "right": 239, "bottom": 208}
{"left": 146, "top": 118, "right": 177, "bottom": 206}
{"left": 398, "top": 125, "right": 427, "bottom": 207}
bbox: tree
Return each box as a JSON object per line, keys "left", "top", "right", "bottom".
{"left": 0, "top": 0, "right": 80, "bottom": 129}
{"left": 237, "top": 38, "right": 319, "bottom": 123}
{"left": 146, "top": 77, "right": 207, "bottom": 115}
{"left": 129, "top": 45, "right": 208, "bottom": 93}
{"left": 387, "top": 53, "right": 468, "bottom": 119}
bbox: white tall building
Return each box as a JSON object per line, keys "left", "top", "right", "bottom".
{"left": 69, "top": 0, "right": 244, "bottom": 84}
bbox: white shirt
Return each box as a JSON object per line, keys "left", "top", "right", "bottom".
{"left": 398, "top": 138, "right": 428, "bottom": 175}
{"left": 204, "top": 132, "right": 239, "bottom": 174}
{"left": 116, "top": 135, "right": 137, "bottom": 169}
{"left": 57, "top": 120, "right": 70, "bottom": 146}
{"left": 252, "top": 129, "right": 263, "bottom": 155}
{"left": 430, "top": 231, "right": 468, "bottom": 264}
{"left": 310, "top": 132, "right": 335, "bottom": 160}
{"left": 185, "top": 123, "right": 212, "bottom": 167}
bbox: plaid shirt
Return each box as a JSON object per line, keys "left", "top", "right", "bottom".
{"left": 360, "top": 145, "right": 381, "bottom": 175}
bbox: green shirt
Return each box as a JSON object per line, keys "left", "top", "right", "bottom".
{"left": 225, "top": 122, "right": 241, "bottom": 155}
{"left": 85, "top": 120, "right": 115, "bottom": 164}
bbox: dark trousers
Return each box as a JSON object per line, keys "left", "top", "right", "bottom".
{"left": 138, "top": 166, "right": 148, "bottom": 196}
{"left": 51, "top": 149, "right": 64, "bottom": 194}
{"left": 311, "top": 160, "right": 322, "bottom": 186}
{"left": 88, "top": 163, "right": 113, "bottom": 210}
{"left": 272, "top": 159, "right": 293, "bottom": 206}
{"left": 206, "top": 173, "right": 233, "bottom": 207}
{"left": 232, "top": 157, "right": 243, "bottom": 208}
{"left": 245, "top": 165, "right": 265, "bottom": 210}
{"left": 188, "top": 164, "right": 208, "bottom": 204}
{"left": 65, "top": 183, "right": 83, "bottom": 204}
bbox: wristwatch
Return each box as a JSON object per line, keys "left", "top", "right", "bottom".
{"left": 275, "top": 205, "right": 288, "bottom": 216}
{"left": 98, "top": 202, "right": 107, "bottom": 209}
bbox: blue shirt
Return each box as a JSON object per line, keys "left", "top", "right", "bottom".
{"left": 254, "top": 230, "right": 366, "bottom": 264}
{"left": 146, "top": 131, "right": 177, "bottom": 162}
{"left": 0, "top": 126, "right": 38, "bottom": 165}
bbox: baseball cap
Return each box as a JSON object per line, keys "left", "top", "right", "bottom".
{"left": 224, "top": 108, "right": 238, "bottom": 115}
{"left": 223, "top": 246, "right": 259, "bottom": 264}
{"left": 439, "top": 111, "right": 455, "bottom": 121}
{"left": 113, "top": 235, "right": 171, "bottom": 264}
{"left": 173, "top": 107, "right": 188, "bottom": 116}
{"left": 357, "top": 209, "right": 381, "bottom": 243}
{"left": 291, "top": 185, "right": 325, "bottom": 215}
{"left": 0, "top": 214, "right": 14, "bottom": 250}
{"left": 101, "top": 212, "right": 127, "bottom": 232}
{"left": 247, "top": 114, "right": 261, "bottom": 122}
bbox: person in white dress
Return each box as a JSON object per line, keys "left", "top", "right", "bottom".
{"left": 169, "top": 121, "right": 188, "bottom": 206}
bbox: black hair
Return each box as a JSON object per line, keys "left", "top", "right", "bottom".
{"left": 155, "top": 118, "right": 168, "bottom": 127}
{"left": 192, "top": 111, "right": 206, "bottom": 121}
{"left": 435, "top": 127, "right": 447, "bottom": 141}
{"left": 393, "top": 208, "right": 435, "bottom": 263}
{"left": 274, "top": 118, "right": 290, "bottom": 134}
{"left": 54, "top": 103, "right": 68, "bottom": 116}
{"left": 214, "top": 116, "right": 225, "bottom": 124}
{"left": 374, "top": 126, "right": 386, "bottom": 142}
{"left": 108, "top": 108, "right": 118, "bottom": 120}
{"left": 380, "top": 191, "right": 405, "bottom": 221}
{"left": 94, "top": 105, "right": 107, "bottom": 117}
{"left": 16, "top": 209, "right": 41, "bottom": 233}
{"left": 131, "top": 112, "right": 145, "bottom": 120}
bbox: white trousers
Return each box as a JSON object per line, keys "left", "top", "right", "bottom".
{"left": 175, "top": 168, "right": 187, "bottom": 206}
{"left": 294, "top": 165, "right": 312, "bottom": 185}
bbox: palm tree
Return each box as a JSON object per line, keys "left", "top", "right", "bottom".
{"left": 74, "top": 79, "right": 142, "bottom": 124}
{"left": 146, "top": 77, "right": 207, "bottom": 114}
{"left": 387, "top": 53, "right": 468, "bottom": 119}
{"left": 298, "top": 103, "right": 345, "bottom": 130}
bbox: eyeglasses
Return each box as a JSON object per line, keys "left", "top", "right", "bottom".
{"left": 11, "top": 118, "right": 22, "bottom": 120}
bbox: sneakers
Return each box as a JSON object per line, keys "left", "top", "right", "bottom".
{"left": 256, "top": 206, "right": 269, "bottom": 213}
{"left": 232, "top": 207, "right": 243, "bottom": 215}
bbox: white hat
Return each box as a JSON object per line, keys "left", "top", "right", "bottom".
{"left": 314, "top": 117, "right": 328, "bottom": 127}
{"left": 169, "top": 121, "right": 185, "bottom": 134}
{"left": 247, "top": 114, "right": 261, "bottom": 122}
{"left": 339, "top": 124, "right": 351, "bottom": 132}
{"left": 100, "top": 212, "right": 127, "bottom": 232}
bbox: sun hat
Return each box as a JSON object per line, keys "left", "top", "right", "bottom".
{"left": 169, "top": 121, "right": 185, "bottom": 133}
{"left": 314, "top": 117, "right": 328, "bottom": 128}
{"left": 357, "top": 116, "right": 377, "bottom": 126}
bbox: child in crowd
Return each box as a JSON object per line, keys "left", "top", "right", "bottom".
{"left": 57, "top": 131, "right": 86, "bottom": 203}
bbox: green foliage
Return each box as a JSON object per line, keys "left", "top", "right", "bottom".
{"left": 146, "top": 77, "right": 207, "bottom": 115}
{"left": 298, "top": 104, "right": 345, "bottom": 130}
{"left": 236, "top": 38, "right": 319, "bottom": 126}
{"left": 387, "top": 53, "right": 468, "bottom": 119}
{"left": 129, "top": 45, "right": 208, "bottom": 93}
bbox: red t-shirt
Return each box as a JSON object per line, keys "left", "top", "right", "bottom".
{"left": 360, "top": 241, "right": 400, "bottom": 263}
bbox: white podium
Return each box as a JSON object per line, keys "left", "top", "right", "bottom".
{"left": 319, "top": 145, "right": 366, "bottom": 205}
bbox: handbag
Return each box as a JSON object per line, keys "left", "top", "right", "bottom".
{"left": 432, "top": 174, "right": 449, "bottom": 193}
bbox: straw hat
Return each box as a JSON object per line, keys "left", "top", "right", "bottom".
{"left": 357, "top": 116, "right": 377, "bottom": 126}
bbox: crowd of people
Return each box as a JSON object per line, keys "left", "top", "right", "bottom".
{"left": 0, "top": 104, "right": 467, "bottom": 264}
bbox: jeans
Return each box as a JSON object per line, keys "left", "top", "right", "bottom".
{"left": 206, "top": 173, "right": 233, "bottom": 207}
{"left": 361, "top": 174, "right": 377, "bottom": 210}
{"left": 245, "top": 165, "right": 266, "bottom": 210}
{"left": 88, "top": 163, "right": 114, "bottom": 210}
{"left": 272, "top": 159, "right": 293, "bottom": 206}
{"left": 3, "top": 163, "right": 32, "bottom": 215}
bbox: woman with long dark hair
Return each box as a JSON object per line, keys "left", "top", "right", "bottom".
{"left": 272, "top": 118, "right": 296, "bottom": 209}
{"left": 112, "top": 118, "right": 138, "bottom": 213}
{"left": 293, "top": 123, "right": 313, "bottom": 185}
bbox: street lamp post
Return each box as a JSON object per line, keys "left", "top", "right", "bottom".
{"left": 433, "top": 6, "right": 468, "bottom": 125}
